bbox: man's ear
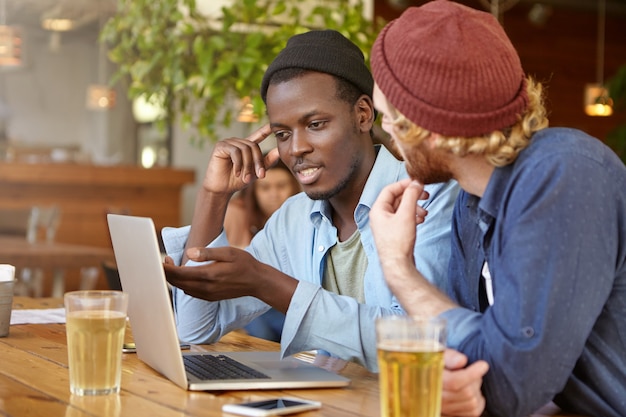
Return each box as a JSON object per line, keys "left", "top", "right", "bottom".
{"left": 355, "top": 95, "right": 375, "bottom": 132}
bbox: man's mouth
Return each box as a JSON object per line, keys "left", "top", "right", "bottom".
{"left": 295, "top": 166, "right": 321, "bottom": 185}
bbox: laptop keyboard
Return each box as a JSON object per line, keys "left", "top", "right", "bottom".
{"left": 183, "top": 354, "right": 271, "bottom": 380}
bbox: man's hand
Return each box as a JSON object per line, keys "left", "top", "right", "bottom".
{"left": 370, "top": 179, "right": 428, "bottom": 269}
{"left": 164, "top": 246, "right": 297, "bottom": 313}
{"left": 202, "top": 124, "right": 280, "bottom": 195}
{"left": 441, "top": 349, "right": 489, "bottom": 417}
{"left": 183, "top": 125, "right": 281, "bottom": 258}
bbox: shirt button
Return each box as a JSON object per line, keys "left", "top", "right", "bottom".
{"left": 522, "top": 327, "right": 534, "bottom": 338}
{"left": 318, "top": 245, "right": 325, "bottom": 252}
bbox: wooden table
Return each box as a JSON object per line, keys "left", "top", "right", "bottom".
{"left": 0, "top": 297, "right": 581, "bottom": 417}
{"left": 0, "top": 236, "right": 115, "bottom": 297}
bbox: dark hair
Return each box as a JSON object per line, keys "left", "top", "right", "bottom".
{"left": 267, "top": 67, "right": 365, "bottom": 110}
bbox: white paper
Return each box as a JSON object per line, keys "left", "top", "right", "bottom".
{"left": 10, "top": 308, "right": 66, "bottom": 325}
{"left": 0, "top": 264, "right": 15, "bottom": 282}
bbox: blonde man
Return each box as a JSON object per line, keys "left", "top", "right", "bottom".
{"left": 369, "top": 1, "right": 626, "bottom": 416}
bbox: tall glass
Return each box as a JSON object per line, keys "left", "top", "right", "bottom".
{"left": 0, "top": 264, "right": 15, "bottom": 338}
{"left": 376, "top": 316, "right": 446, "bottom": 417}
{"left": 64, "top": 290, "right": 128, "bottom": 395}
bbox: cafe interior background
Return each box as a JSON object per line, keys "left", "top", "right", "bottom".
{"left": 0, "top": 0, "right": 624, "bottom": 293}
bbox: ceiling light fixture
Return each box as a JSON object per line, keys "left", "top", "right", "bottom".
{"left": 41, "top": 18, "right": 74, "bottom": 32}
{"left": 0, "top": 0, "right": 22, "bottom": 67}
{"left": 584, "top": 0, "right": 613, "bottom": 117}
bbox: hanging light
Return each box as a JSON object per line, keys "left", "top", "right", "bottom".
{"left": 0, "top": 0, "right": 22, "bottom": 67}
{"left": 86, "top": 84, "right": 116, "bottom": 110}
{"left": 584, "top": 84, "right": 613, "bottom": 117}
{"left": 86, "top": 15, "right": 115, "bottom": 111}
{"left": 584, "top": 0, "right": 613, "bottom": 117}
{"left": 236, "top": 96, "right": 259, "bottom": 123}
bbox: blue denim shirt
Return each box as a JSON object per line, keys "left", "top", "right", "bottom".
{"left": 441, "top": 128, "right": 626, "bottom": 417}
{"left": 163, "top": 146, "right": 459, "bottom": 371}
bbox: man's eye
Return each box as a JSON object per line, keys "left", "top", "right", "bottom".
{"left": 309, "top": 120, "right": 326, "bottom": 129}
{"left": 274, "top": 131, "right": 289, "bottom": 141}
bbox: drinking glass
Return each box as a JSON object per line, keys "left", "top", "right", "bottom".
{"left": 64, "top": 290, "right": 128, "bottom": 395}
{"left": 376, "top": 315, "right": 446, "bottom": 417}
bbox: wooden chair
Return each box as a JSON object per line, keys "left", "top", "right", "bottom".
{"left": 28, "top": 206, "right": 61, "bottom": 244}
{"left": 0, "top": 206, "right": 61, "bottom": 296}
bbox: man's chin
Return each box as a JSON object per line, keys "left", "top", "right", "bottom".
{"left": 304, "top": 190, "right": 329, "bottom": 201}
{"left": 303, "top": 185, "right": 341, "bottom": 201}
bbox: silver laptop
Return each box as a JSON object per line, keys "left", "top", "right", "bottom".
{"left": 106, "top": 214, "right": 350, "bottom": 391}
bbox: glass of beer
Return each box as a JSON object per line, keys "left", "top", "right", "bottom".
{"left": 64, "top": 290, "right": 128, "bottom": 395}
{"left": 376, "top": 315, "right": 446, "bottom": 417}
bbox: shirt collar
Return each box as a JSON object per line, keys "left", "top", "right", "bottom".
{"left": 478, "top": 163, "right": 514, "bottom": 220}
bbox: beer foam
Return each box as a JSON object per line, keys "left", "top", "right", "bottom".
{"left": 377, "top": 340, "right": 445, "bottom": 352}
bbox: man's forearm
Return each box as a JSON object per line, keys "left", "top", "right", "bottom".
{"left": 183, "top": 187, "right": 231, "bottom": 263}
{"left": 382, "top": 259, "right": 457, "bottom": 317}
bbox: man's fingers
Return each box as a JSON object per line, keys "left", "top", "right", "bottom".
{"left": 441, "top": 393, "right": 486, "bottom": 417}
{"left": 215, "top": 139, "right": 263, "bottom": 183}
{"left": 185, "top": 246, "right": 241, "bottom": 263}
{"left": 385, "top": 178, "right": 413, "bottom": 200}
{"left": 443, "top": 348, "right": 468, "bottom": 370}
{"left": 441, "top": 359, "right": 489, "bottom": 417}
{"left": 443, "top": 360, "right": 489, "bottom": 392}
{"left": 244, "top": 124, "right": 274, "bottom": 178}
{"left": 373, "top": 179, "right": 412, "bottom": 212}
{"left": 246, "top": 124, "right": 272, "bottom": 144}
{"left": 264, "top": 148, "right": 281, "bottom": 170}
{"left": 397, "top": 180, "right": 423, "bottom": 217}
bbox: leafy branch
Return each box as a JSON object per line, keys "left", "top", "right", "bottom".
{"left": 101, "top": 0, "right": 383, "bottom": 146}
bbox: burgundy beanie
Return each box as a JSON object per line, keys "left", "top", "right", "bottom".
{"left": 371, "top": 0, "right": 528, "bottom": 137}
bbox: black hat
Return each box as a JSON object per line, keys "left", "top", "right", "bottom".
{"left": 260, "top": 30, "right": 374, "bottom": 103}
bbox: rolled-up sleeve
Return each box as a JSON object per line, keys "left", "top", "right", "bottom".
{"left": 162, "top": 226, "right": 269, "bottom": 344}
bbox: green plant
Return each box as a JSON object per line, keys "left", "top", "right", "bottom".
{"left": 101, "top": 0, "right": 384, "bottom": 146}
{"left": 606, "top": 63, "right": 626, "bottom": 163}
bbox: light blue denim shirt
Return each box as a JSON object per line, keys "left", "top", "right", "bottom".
{"left": 163, "top": 146, "right": 459, "bottom": 371}
{"left": 441, "top": 128, "right": 626, "bottom": 417}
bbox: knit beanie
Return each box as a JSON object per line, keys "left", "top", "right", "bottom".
{"left": 260, "top": 30, "right": 374, "bottom": 103}
{"left": 371, "top": 0, "right": 528, "bottom": 137}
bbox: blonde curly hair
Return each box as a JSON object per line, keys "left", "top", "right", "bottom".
{"left": 389, "top": 77, "right": 549, "bottom": 167}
